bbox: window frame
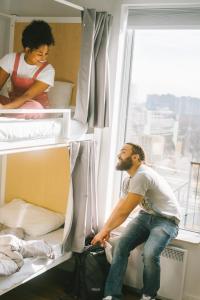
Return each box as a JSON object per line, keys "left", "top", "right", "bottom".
{"left": 111, "top": 8, "right": 200, "bottom": 233}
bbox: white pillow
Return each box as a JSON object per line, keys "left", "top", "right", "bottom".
{"left": 48, "top": 80, "right": 74, "bottom": 108}
{"left": 0, "top": 199, "right": 65, "bottom": 237}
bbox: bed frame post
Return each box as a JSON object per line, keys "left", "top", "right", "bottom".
{"left": 0, "top": 155, "right": 7, "bottom": 205}
{"left": 62, "top": 110, "right": 71, "bottom": 140}
{"left": 9, "top": 15, "right": 16, "bottom": 52}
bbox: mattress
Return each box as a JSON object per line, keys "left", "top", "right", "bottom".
{"left": 0, "top": 228, "right": 72, "bottom": 295}
{"left": 0, "top": 117, "right": 63, "bottom": 142}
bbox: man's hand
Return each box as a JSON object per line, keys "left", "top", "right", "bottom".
{"left": 91, "top": 229, "right": 110, "bottom": 247}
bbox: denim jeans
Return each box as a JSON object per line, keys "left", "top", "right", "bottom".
{"left": 104, "top": 211, "right": 179, "bottom": 300}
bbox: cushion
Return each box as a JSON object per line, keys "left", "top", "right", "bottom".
{"left": 0, "top": 199, "right": 65, "bottom": 237}
{"left": 48, "top": 80, "right": 74, "bottom": 108}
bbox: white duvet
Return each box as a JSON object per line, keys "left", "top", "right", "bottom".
{"left": 0, "top": 117, "right": 62, "bottom": 141}
{"left": 0, "top": 234, "right": 54, "bottom": 276}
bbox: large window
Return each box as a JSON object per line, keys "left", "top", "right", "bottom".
{"left": 124, "top": 29, "right": 200, "bottom": 232}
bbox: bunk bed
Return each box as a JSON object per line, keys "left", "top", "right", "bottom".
{"left": 0, "top": 0, "right": 89, "bottom": 295}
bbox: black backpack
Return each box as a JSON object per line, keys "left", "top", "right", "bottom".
{"left": 72, "top": 244, "right": 110, "bottom": 300}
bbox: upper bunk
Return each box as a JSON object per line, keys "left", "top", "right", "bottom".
{"left": 0, "top": 0, "right": 87, "bottom": 155}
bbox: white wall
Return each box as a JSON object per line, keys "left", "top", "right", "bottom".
{"left": 0, "top": 0, "right": 81, "bottom": 17}
{"left": 0, "top": 17, "right": 10, "bottom": 57}
{"left": 0, "top": 0, "right": 11, "bottom": 12}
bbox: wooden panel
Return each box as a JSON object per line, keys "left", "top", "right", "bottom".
{"left": 5, "top": 148, "right": 70, "bottom": 214}
{"left": 14, "top": 22, "right": 81, "bottom": 106}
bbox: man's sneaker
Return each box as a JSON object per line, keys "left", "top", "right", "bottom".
{"left": 140, "top": 295, "right": 155, "bottom": 300}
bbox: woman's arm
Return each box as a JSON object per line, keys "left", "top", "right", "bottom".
{"left": 1, "top": 80, "right": 49, "bottom": 109}
{"left": 0, "top": 67, "right": 9, "bottom": 90}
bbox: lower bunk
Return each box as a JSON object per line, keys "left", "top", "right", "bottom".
{"left": 0, "top": 147, "right": 73, "bottom": 295}
{"left": 0, "top": 228, "right": 72, "bottom": 295}
{"left": 0, "top": 138, "right": 96, "bottom": 295}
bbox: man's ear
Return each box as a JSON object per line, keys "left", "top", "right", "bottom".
{"left": 132, "top": 154, "right": 140, "bottom": 161}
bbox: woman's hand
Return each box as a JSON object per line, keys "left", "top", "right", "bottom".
{"left": 0, "top": 103, "right": 4, "bottom": 109}
{"left": 91, "top": 228, "right": 110, "bottom": 247}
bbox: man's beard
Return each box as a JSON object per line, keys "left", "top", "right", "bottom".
{"left": 116, "top": 156, "right": 133, "bottom": 171}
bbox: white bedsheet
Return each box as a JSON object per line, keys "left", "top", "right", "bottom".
{"left": 0, "top": 117, "right": 63, "bottom": 142}
{"left": 25, "top": 228, "right": 64, "bottom": 258}
{"left": 0, "top": 228, "right": 71, "bottom": 294}
{"left": 0, "top": 234, "right": 54, "bottom": 276}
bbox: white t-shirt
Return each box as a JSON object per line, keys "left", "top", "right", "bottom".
{"left": 122, "top": 164, "right": 181, "bottom": 223}
{"left": 0, "top": 53, "right": 55, "bottom": 90}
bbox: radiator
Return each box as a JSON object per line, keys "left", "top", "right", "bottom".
{"left": 158, "top": 245, "right": 188, "bottom": 300}
{"left": 124, "top": 245, "right": 188, "bottom": 300}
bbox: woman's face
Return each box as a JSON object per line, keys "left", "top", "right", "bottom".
{"left": 24, "top": 44, "right": 49, "bottom": 66}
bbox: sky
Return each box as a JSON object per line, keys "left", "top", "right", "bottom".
{"left": 131, "top": 30, "right": 200, "bottom": 102}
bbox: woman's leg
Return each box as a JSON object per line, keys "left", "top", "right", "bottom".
{"left": 11, "top": 100, "right": 44, "bottom": 119}
{"left": 0, "top": 97, "right": 45, "bottom": 119}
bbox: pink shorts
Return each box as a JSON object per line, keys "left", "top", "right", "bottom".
{"left": 0, "top": 96, "right": 45, "bottom": 119}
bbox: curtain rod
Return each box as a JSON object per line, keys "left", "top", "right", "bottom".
{"left": 54, "top": 0, "right": 84, "bottom": 11}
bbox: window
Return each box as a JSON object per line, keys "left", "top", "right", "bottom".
{"left": 122, "top": 29, "right": 200, "bottom": 232}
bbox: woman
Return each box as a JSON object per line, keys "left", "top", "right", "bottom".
{"left": 0, "top": 20, "right": 55, "bottom": 118}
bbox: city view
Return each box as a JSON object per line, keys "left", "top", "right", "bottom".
{"left": 125, "top": 30, "right": 200, "bottom": 231}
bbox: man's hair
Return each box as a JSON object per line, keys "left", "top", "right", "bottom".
{"left": 22, "top": 20, "right": 55, "bottom": 50}
{"left": 126, "top": 143, "right": 145, "bottom": 161}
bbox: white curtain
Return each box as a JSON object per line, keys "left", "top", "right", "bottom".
{"left": 66, "top": 140, "right": 98, "bottom": 253}
{"left": 74, "top": 9, "right": 112, "bottom": 128}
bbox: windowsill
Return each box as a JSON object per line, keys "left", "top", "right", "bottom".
{"left": 175, "top": 228, "right": 200, "bottom": 244}
{"left": 113, "top": 217, "right": 200, "bottom": 245}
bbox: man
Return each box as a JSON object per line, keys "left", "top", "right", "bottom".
{"left": 92, "top": 143, "right": 180, "bottom": 300}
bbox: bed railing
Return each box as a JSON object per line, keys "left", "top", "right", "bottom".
{"left": 0, "top": 109, "right": 71, "bottom": 154}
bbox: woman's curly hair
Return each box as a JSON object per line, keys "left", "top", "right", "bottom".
{"left": 22, "top": 20, "right": 55, "bottom": 50}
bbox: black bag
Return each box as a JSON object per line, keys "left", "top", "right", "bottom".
{"left": 72, "top": 244, "right": 110, "bottom": 300}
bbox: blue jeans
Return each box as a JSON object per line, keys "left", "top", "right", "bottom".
{"left": 104, "top": 211, "right": 179, "bottom": 300}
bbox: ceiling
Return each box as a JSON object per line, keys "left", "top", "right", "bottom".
{"left": 0, "top": 0, "right": 81, "bottom": 17}
{"left": 0, "top": 0, "right": 115, "bottom": 17}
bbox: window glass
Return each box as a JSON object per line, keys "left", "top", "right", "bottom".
{"left": 125, "top": 30, "right": 200, "bottom": 231}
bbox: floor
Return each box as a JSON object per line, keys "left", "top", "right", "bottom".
{"left": 0, "top": 267, "right": 141, "bottom": 300}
